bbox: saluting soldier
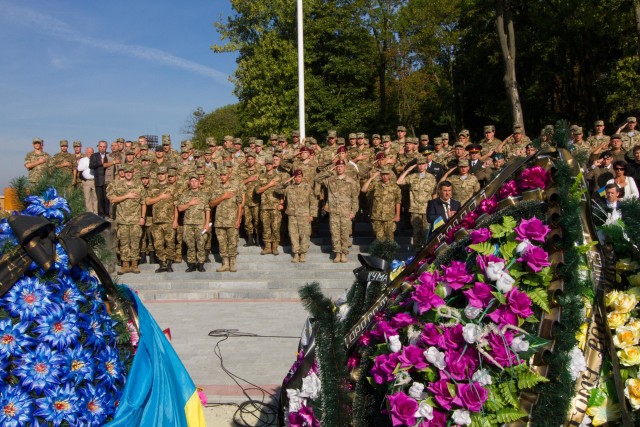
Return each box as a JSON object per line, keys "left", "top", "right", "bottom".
{"left": 145, "top": 166, "right": 177, "bottom": 273}
{"left": 276, "top": 169, "right": 318, "bottom": 263}
{"left": 51, "top": 139, "right": 76, "bottom": 183}
{"left": 256, "top": 157, "right": 286, "bottom": 255}
{"left": 72, "top": 140, "right": 85, "bottom": 187}
{"left": 362, "top": 167, "right": 401, "bottom": 242}
{"left": 617, "top": 117, "right": 640, "bottom": 151}
{"left": 24, "top": 138, "right": 51, "bottom": 188}
{"left": 177, "top": 174, "right": 211, "bottom": 273}
{"left": 209, "top": 169, "right": 243, "bottom": 273}
{"left": 107, "top": 164, "right": 147, "bottom": 275}
{"left": 397, "top": 156, "right": 437, "bottom": 249}
{"left": 448, "top": 159, "right": 481, "bottom": 205}
{"left": 479, "top": 125, "right": 502, "bottom": 156}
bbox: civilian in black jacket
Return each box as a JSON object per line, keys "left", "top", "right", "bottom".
{"left": 427, "top": 181, "right": 461, "bottom": 233}
{"left": 422, "top": 146, "right": 445, "bottom": 182}
{"left": 89, "top": 140, "right": 116, "bottom": 217}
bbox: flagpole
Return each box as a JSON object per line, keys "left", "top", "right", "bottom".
{"left": 297, "top": 0, "right": 306, "bottom": 140}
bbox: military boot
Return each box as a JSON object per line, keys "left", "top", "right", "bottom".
{"left": 299, "top": 253, "right": 306, "bottom": 263}
{"left": 148, "top": 251, "right": 157, "bottom": 264}
{"left": 243, "top": 235, "right": 254, "bottom": 247}
{"left": 197, "top": 263, "right": 206, "bottom": 272}
{"left": 166, "top": 260, "right": 174, "bottom": 273}
{"left": 341, "top": 253, "right": 348, "bottom": 263}
{"left": 272, "top": 241, "right": 280, "bottom": 256}
{"left": 131, "top": 260, "right": 140, "bottom": 274}
{"left": 253, "top": 234, "right": 260, "bottom": 246}
{"left": 229, "top": 257, "right": 237, "bottom": 272}
{"left": 216, "top": 257, "right": 230, "bottom": 272}
{"left": 333, "top": 253, "right": 341, "bottom": 263}
{"left": 185, "top": 263, "right": 197, "bottom": 272}
{"left": 291, "top": 253, "right": 300, "bottom": 263}
{"left": 117, "top": 261, "right": 130, "bottom": 275}
{"left": 260, "top": 242, "right": 272, "bottom": 255}
{"left": 138, "top": 252, "right": 147, "bottom": 265}
{"left": 155, "top": 261, "right": 167, "bottom": 273}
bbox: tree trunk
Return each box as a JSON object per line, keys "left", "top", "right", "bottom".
{"left": 634, "top": 0, "right": 640, "bottom": 61}
{"left": 495, "top": 0, "right": 524, "bottom": 133}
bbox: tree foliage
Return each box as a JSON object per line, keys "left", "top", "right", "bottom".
{"left": 211, "top": 0, "right": 640, "bottom": 140}
{"left": 191, "top": 104, "right": 242, "bottom": 146}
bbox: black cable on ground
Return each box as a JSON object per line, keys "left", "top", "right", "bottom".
{"left": 207, "top": 328, "right": 299, "bottom": 427}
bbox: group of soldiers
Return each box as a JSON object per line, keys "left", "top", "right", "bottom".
{"left": 24, "top": 117, "right": 640, "bottom": 274}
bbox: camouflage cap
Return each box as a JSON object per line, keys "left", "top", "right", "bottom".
{"left": 206, "top": 137, "right": 217, "bottom": 146}
{"left": 193, "top": 149, "right": 203, "bottom": 157}
{"left": 415, "top": 156, "right": 427, "bottom": 165}
{"left": 73, "top": 140, "right": 82, "bottom": 147}
{"left": 327, "top": 130, "right": 337, "bottom": 138}
{"left": 32, "top": 137, "right": 43, "bottom": 144}
{"left": 434, "top": 137, "right": 443, "bottom": 145}
{"left": 459, "top": 129, "right": 470, "bottom": 137}
{"left": 420, "top": 134, "right": 429, "bottom": 141}
{"left": 154, "top": 146, "right": 164, "bottom": 153}
{"left": 188, "top": 173, "right": 199, "bottom": 180}
{"left": 167, "top": 169, "right": 177, "bottom": 177}
{"left": 233, "top": 138, "right": 243, "bottom": 145}
{"left": 356, "top": 132, "right": 365, "bottom": 139}
{"left": 264, "top": 156, "right": 274, "bottom": 164}
{"left": 116, "top": 138, "right": 125, "bottom": 143}
{"left": 123, "top": 164, "right": 135, "bottom": 173}
{"left": 140, "top": 155, "right": 152, "bottom": 162}
{"left": 484, "top": 125, "right": 495, "bottom": 133}
{"left": 223, "top": 135, "right": 234, "bottom": 142}
{"left": 59, "top": 139, "right": 69, "bottom": 147}
{"left": 161, "top": 134, "right": 171, "bottom": 144}
{"left": 571, "top": 127, "right": 582, "bottom": 135}
{"left": 248, "top": 137, "right": 256, "bottom": 143}
{"left": 255, "top": 139, "right": 264, "bottom": 146}
{"left": 407, "top": 137, "right": 419, "bottom": 144}
{"left": 125, "top": 149, "right": 135, "bottom": 155}
{"left": 569, "top": 124, "right": 580, "bottom": 133}
{"left": 513, "top": 127, "right": 523, "bottom": 134}
{"left": 139, "top": 144, "right": 148, "bottom": 151}
{"left": 379, "top": 166, "right": 392, "bottom": 174}
{"left": 611, "top": 133, "right": 622, "bottom": 140}
{"left": 372, "top": 134, "right": 381, "bottom": 139}
{"left": 139, "top": 168, "right": 151, "bottom": 178}
{"left": 157, "top": 166, "right": 168, "bottom": 174}
{"left": 382, "top": 135, "right": 391, "bottom": 142}
{"left": 594, "top": 120, "right": 604, "bottom": 126}
{"left": 278, "top": 135, "right": 287, "bottom": 142}
{"left": 196, "top": 167, "right": 205, "bottom": 175}
{"left": 348, "top": 133, "right": 357, "bottom": 139}
{"left": 270, "top": 134, "right": 279, "bottom": 141}
{"left": 458, "top": 159, "right": 470, "bottom": 167}
{"left": 180, "top": 147, "right": 189, "bottom": 154}
{"left": 441, "top": 133, "right": 449, "bottom": 140}
{"left": 628, "top": 117, "right": 637, "bottom": 123}
{"left": 337, "top": 137, "right": 345, "bottom": 145}
{"left": 245, "top": 151, "right": 256, "bottom": 158}
{"left": 397, "top": 126, "right": 407, "bottom": 132}
{"left": 292, "top": 130, "right": 300, "bottom": 137}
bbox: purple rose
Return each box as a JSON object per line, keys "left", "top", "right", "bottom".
{"left": 411, "top": 280, "right": 445, "bottom": 315}
{"left": 289, "top": 403, "right": 320, "bottom": 427}
{"left": 486, "top": 305, "right": 518, "bottom": 326}
{"left": 370, "top": 352, "right": 399, "bottom": 384}
{"left": 444, "top": 348, "right": 479, "bottom": 381}
{"left": 391, "top": 312, "right": 416, "bottom": 328}
{"left": 371, "top": 320, "right": 398, "bottom": 340}
{"left": 428, "top": 379, "right": 455, "bottom": 410}
{"left": 498, "top": 180, "right": 520, "bottom": 199}
{"left": 506, "top": 288, "right": 533, "bottom": 318}
{"left": 387, "top": 392, "right": 418, "bottom": 426}
{"left": 456, "top": 382, "right": 488, "bottom": 411}
{"left": 463, "top": 281, "right": 495, "bottom": 308}
{"left": 419, "top": 270, "right": 439, "bottom": 288}
{"left": 460, "top": 211, "right": 479, "bottom": 229}
{"left": 399, "top": 344, "right": 429, "bottom": 370}
{"left": 519, "top": 166, "right": 550, "bottom": 190}
{"left": 486, "top": 332, "right": 522, "bottom": 368}
{"left": 442, "top": 324, "right": 465, "bottom": 350}
{"left": 441, "top": 261, "right": 473, "bottom": 290}
{"left": 421, "top": 324, "right": 445, "bottom": 347}
{"left": 517, "top": 244, "right": 551, "bottom": 272}
{"left": 515, "top": 217, "right": 551, "bottom": 242}
{"left": 476, "top": 254, "right": 506, "bottom": 276}
{"left": 477, "top": 196, "right": 498, "bottom": 215}
{"left": 469, "top": 228, "right": 492, "bottom": 244}
{"left": 416, "top": 409, "right": 447, "bottom": 426}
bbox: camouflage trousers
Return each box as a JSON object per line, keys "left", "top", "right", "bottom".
{"left": 175, "top": 225, "right": 184, "bottom": 258}
{"left": 116, "top": 224, "right": 142, "bottom": 262}
{"left": 140, "top": 223, "right": 154, "bottom": 252}
{"left": 183, "top": 224, "right": 206, "bottom": 264}
{"left": 371, "top": 220, "right": 396, "bottom": 241}
{"left": 243, "top": 205, "right": 260, "bottom": 235}
{"left": 216, "top": 227, "right": 239, "bottom": 258}
{"left": 151, "top": 223, "right": 175, "bottom": 262}
{"left": 410, "top": 213, "right": 428, "bottom": 248}
{"left": 288, "top": 215, "right": 311, "bottom": 255}
{"left": 260, "top": 209, "right": 282, "bottom": 243}
{"left": 329, "top": 214, "right": 352, "bottom": 255}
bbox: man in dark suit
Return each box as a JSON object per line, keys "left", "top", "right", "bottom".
{"left": 427, "top": 181, "right": 461, "bottom": 234}
{"left": 423, "top": 146, "right": 445, "bottom": 182}
{"left": 592, "top": 183, "right": 621, "bottom": 226}
{"left": 467, "top": 144, "right": 484, "bottom": 174}
{"left": 89, "top": 140, "right": 117, "bottom": 218}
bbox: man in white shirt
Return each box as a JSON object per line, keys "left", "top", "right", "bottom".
{"left": 77, "top": 147, "right": 97, "bottom": 213}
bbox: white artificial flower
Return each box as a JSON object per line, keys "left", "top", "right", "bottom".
{"left": 516, "top": 239, "right": 531, "bottom": 255}
{"left": 395, "top": 371, "right": 412, "bottom": 386}
{"left": 568, "top": 346, "right": 587, "bottom": 381}
{"left": 463, "top": 323, "right": 481, "bottom": 344}
{"left": 424, "top": 347, "right": 446, "bottom": 370}
{"left": 472, "top": 368, "right": 493, "bottom": 386}
{"left": 496, "top": 272, "right": 515, "bottom": 293}
{"left": 300, "top": 372, "right": 321, "bottom": 399}
{"left": 287, "top": 389, "right": 304, "bottom": 413}
{"left": 452, "top": 409, "right": 472, "bottom": 426}
{"left": 408, "top": 382, "right": 425, "bottom": 400}
{"left": 337, "top": 304, "right": 351, "bottom": 321}
{"left": 464, "top": 304, "right": 482, "bottom": 320}
{"left": 414, "top": 401, "right": 434, "bottom": 420}
{"left": 486, "top": 261, "right": 506, "bottom": 281}
{"left": 511, "top": 335, "right": 530, "bottom": 353}
{"left": 407, "top": 325, "right": 422, "bottom": 345}
{"left": 388, "top": 335, "right": 402, "bottom": 353}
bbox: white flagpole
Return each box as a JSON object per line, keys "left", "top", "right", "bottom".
{"left": 297, "top": 0, "right": 306, "bottom": 140}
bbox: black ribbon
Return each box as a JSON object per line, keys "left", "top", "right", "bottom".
{"left": 0, "top": 213, "right": 137, "bottom": 331}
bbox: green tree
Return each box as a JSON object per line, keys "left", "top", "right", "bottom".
{"left": 192, "top": 104, "right": 243, "bottom": 147}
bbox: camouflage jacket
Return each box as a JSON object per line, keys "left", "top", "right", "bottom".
{"left": 368, "top": 181, "right": 401, "bottom": 221}
{"left": 257, "top": 171, "right": 285, "bottom": 210}
{"left": 403, "top": 172, "right": 437, "bottom": 213}
{"left": 319, "top": 174, "right": 359, "bottom": 216}
{"left": 277, "top": 182, "right": 318, "bottom": 217}
{"left": 107, "top": 180, "right": 146, "bottom": 225}
{"left": 211, "top": 180, "right": 242, "bottom": 227}
{"left": 449, "top": 174, "right": 480, "bottom": 205}
{"left": 146, "top": 182, "right": 176, "bottom": 224}
{"left": 24, "top": 151, "right": 51, "bottom": 184}
{"left": 177, "top": 188, "right": 209, "bottom": 226}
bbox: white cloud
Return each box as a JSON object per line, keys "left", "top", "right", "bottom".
{"left": 0, "top": 2, "right": 230, "bottom": 84}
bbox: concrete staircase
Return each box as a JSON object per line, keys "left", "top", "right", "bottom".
{"left": 119, "top": 220, "right": 414, "bottom": 301}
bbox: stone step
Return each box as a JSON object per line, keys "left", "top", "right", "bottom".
{"left": 133, "top": 286, "right": 347, "bottom": 301}
{"left": 123, "top": 269, "right": 357, "bottom": 283}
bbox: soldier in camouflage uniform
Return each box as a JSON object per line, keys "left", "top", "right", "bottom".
{"left": 617, "top": 117, "right": 640, "bottom": 152}
{"left": 107, "top": 164, "right": 146, "bottom": 275}
{"left": 145, "top": 166, "right": 177, "bottom": 273}
{"left": 72, "top": 140, "right": 84, "bottom": 186}
{"left": 315, "top": 159, "right": 359, "bottom": 263}
{"left": 24, "top": 138, "right": 51, "bottom": 188}
{"left": 276, "top": 169, "right": 318, "bottom": 263}
{"left": 256, "top": 157, "right": 286, "bottom": 255}
{"left": 177, "top": 175, "right": 211, "bottom": 272}
{"left": 432, "top": 137, "right": 449, "bottom": 165}
{"left": 362, "top": 167, "right": 401, "bottom": 242}
{"left": 239, "top": 152, "right": 264, "bottom": 246}
{"left": 138, "top": 169, "right": 155, "bottom": 265}
{"left": 448, "top": 159, "right": 481, "bottom": 205}
{"left": 209, "top": 169, "right": 243, "bottom": 272}
{"left": 397, "top": 156, "right": 437, "bottom": 249}
{"left": 586, "top": 120, "right": 611, "bottom": 154}
{"left": 503, "top": 125, "right": 531, "bottom": 159}
{"left": 167, "top": 169, "right": 185, "bottom": 263}
{"left": 51, "top": 140, "right": 76, "bottom": 183}
{"left": 479, "top": 125, "right": 502, "bottom": 157}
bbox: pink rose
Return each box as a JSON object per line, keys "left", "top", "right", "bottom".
{"left": 411, "top": 280, "right": 445, "bottom": 315}
{"left": 370, "top": 352, "right": 399, "bottom": 384}
{"left": 399, "top": 345, "right": 429, "bottom": 370}
{"left": 441, "top": 261, "right": 473, "bottom": 290}
{"left": 517, "top": 245, "right": 551, "bottom": 272}
{"left": 421, "top": 324, "right": 445, "bottom": 347}
{"left": 463, "top": 281, "right": 495, "bottom": 308}
{"left": 444, "top": 348, "right": 479, "bottom": 381}
{"left": 519, "top": 166, "right": 550, "bottom": 190}
{"left": 477, "top": 196, "right": 498, "bottom": 215}
{"left": 456, "top": 382, "right": 488, "bottom": 412}
{"left": 498, "top": 180, "right": 520, "bottom": 199}
{"left": 469, "top": 228, "right": 491, "bottom": 244}
{"left": 428, "top": 379, "right": 456, "bottom": 410}
{"left": 515, "top": 217, "right": 551, "bottom": 242}
{"left": 289, "top": 403, "right": 320, "bottom": 427}
{"left": 387, "top": 392, "right": 418, "bottom": 426}
{"left": 391, "top": 312, "right": 416, "bottom": 328}
{"left": 506, "top": 288, "right": 534, "bottom": 318}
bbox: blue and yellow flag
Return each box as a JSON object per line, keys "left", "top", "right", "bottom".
{"left": 597, "top": 186, "right": 606, "bottom": 197}
{"left": 105, "top": 291, "right": 206, "bottom": 427}
{"left": 432, "top": 216, "right": 445, "bottom": 231}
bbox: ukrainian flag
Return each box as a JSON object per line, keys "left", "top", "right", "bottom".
{"left": 597, "top": 186, "right": 606, "bottom": 197}
{"left": 432, "top": 216, "right": 445, "bottom": 231}
{"left": 105, "top": 291, "right": 206, "bottom": 427}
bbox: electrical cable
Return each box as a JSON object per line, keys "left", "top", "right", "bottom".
{"left": 207, "top": 328, "right": 299, "bottom": 427}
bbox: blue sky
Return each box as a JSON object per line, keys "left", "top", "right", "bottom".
{"left": 0, "top": 0, "right": 238, "bottom": 191}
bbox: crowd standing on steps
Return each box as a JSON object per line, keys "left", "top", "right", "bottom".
{"left": 24, "top": 118, "right": 640, "bottom": 273}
